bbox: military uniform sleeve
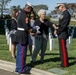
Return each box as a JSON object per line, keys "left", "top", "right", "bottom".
{"left": 22, "top": 15, "right": 30, "bottom": 31}
{"left": 57, "top": 12, "right": 70, "bottom": 35}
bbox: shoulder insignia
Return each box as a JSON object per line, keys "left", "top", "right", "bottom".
{"left": 25, "top": 17, "right": 29, "bottom": 24}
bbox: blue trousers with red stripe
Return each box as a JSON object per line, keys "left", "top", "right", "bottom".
{"left": 59, "top": 39, "right": 68, "bottom": 67}
{"left": 16, "top": 44, "right": 27, "bottom": 74}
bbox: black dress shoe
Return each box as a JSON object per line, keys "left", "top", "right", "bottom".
{"left": 30, "top": 60, "right": 35, "bottom": 64}
{"left": 40, "top": 60, "right": 44, "bottom": 64}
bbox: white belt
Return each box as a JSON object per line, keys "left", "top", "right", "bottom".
{"left": 17, "top": 28, "right": 25, "bottom": 31}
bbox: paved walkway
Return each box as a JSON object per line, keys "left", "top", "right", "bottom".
{"left": 0, "top": 69, "right": 18, "bottom": 75}
{"left": 0, "top": 69, "right": 34, "bottom": 75}
{"left": 0, "top": 60, "right": 57, "bottom": 75}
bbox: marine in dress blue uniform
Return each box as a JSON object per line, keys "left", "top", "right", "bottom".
{"left": 55, "top": 3, "right": 71, "bottom": 67}
{"left": 14, "top": 2, "right": 33, "bottom": 74}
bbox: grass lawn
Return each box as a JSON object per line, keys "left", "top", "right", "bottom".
{"left": 0, "top": 34, "right": 76, "bottom": 75}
